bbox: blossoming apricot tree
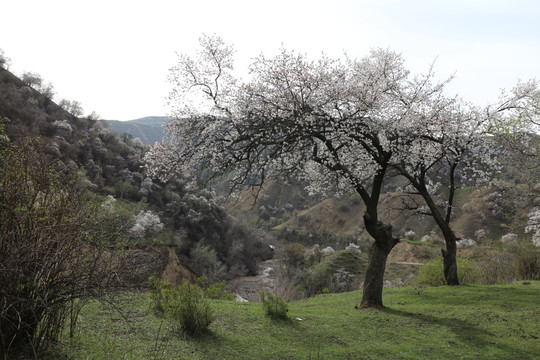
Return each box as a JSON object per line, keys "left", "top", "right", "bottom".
{"left": 145, "top": 34, "right": 538, "bottom": 306}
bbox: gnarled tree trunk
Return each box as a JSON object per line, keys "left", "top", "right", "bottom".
{"left": 360, "top": 213, "right": 399, "bottom": 308}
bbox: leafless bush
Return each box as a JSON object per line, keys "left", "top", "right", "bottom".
{"left": 0, "top": 137, "right": 125, "bottom": 357}
{"left": 274, "top": 263, "right": 304, "bottom": 300}
{"left": 507, "top": 242, "right": 540, "bottom": 280}
{"left": 475, "top": 252, "right": 517, "bottom": 285}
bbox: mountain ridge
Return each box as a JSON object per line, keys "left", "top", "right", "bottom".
{"left": 104, "top": 116, "right": 166, "bottom": 145}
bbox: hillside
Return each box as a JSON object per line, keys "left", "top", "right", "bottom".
{"left": 104, "top": 116, "right": 166, "bottom": 145}
{"left": 227, "top": 177, "right": 538, "bottom": 251}
{"left": 0, "top": 66, "right": 271, "bottom": 283}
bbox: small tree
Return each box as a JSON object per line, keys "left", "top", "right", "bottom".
{"left": 0, "top": 48, "right": 11, "bottom": 69}
{"left": 58, "top": 98, "right": 84, "bottom": 117}
{"left": 20, "top": 71, "right": 55, "bottom": 99}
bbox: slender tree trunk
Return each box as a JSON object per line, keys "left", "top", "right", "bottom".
{"left": 414, "top": 181, "right": 460, "bottom": 286}
{"left": 432, "top": 215, "right": 460, "bottom": 285}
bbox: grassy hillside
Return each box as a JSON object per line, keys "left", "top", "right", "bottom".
{"left": 45, "top": 284, "right": 540, "bottom": 359}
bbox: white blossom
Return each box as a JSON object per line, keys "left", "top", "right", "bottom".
{"left": 129, "top": 210, "right": 164, "bottom": 239}
{"left": 525, "top": 207, "right": 540, "bottom": 247}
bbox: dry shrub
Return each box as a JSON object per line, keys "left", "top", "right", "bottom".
{"left": 0, "top": 137, "right": 123, "bottom": 357}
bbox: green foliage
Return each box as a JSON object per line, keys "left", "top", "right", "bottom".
{"left": 190, "top": 242, "right": 218, "bottom": 266}
{"left": 196, "top": 276, "right": 235, "bottom": 300}
{"left": 349, "top": 192, "right": 361, "bottom": 205}
{"left": 507, "top": 241, "right": 540, "bottom": 280}
{"left": 418, "top": 242, "right": 540, "bottom": 287}
{"left": 417, "top": 256, "right": 478, "bottom": 286}
{"left": 301, "top": 250, "right": 363, "bottom": 296}
{"left": 149, "top": 277, "right": 214, "bottom": 337}
{"left": 283, "top": 242, "right": 306, "bottom": 267}
{"left": 166, "top": 282, "right": 214, "bottom": 336}
{"left": 260, "top": 292, "right": 289, "bottom": 320}
{"left": 148, "top": 276, "right": 171, "bottom": 314}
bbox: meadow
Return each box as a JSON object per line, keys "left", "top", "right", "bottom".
{"left": 48, "top": 283, "right": 539, "bottom": 360}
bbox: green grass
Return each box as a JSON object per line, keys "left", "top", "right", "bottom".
{"left": 47, "top": 284, "right": 540, "bottom": 360}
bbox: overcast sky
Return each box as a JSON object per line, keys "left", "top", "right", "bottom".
{"left": 2, "top": 0, "right": 539, "bottom": 120}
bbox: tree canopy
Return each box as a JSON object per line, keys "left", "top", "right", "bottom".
{"left": 146, "top": 34, "right": 540, "bottom": 307}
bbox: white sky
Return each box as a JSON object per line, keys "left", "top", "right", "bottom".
{"left": 1, "top": 0, "right": 539, "bottom": 120}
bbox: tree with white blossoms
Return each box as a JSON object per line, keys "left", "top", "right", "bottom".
{"left": 486, "top": 81, "right": 540, "bottom": 246}
{"left": 390, "top": 97, "right": 499, "bottom": 284}
{"left": 145, "top": 35, "right": 463, "bottom": 308}
{"left": 389, "top": 74, "right": 540, "bottom": 285}
{"left": 129, "top": 210, "right": 164, "bottom": 240}
{"left": 526, "top": 207, "right": 540, "bottom": 247}
{"left": 490, "top": 79, "right": 540, "bottom": 167}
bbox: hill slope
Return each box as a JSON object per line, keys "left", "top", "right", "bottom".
{"left": 227, "top": 179, "right": 535, "bottom": 248}
{"left": 104, "top": 116, "right": 166, "bottom": 145}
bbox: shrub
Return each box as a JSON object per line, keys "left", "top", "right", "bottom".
{"left": 507, "top": 242, "right": 540, "bottom": 280}
{"left": 301, "top": 250, "right": 362, "bottom": 296}
{"left": 189, "top": 241, "right": 220, "bottom": 275}
{"left": 417, "top": 257, "right": 478, "bottom": 286}
{"left": 196, "top": 276, "right": 235, "bottom": 300}
{"left": 349, "top": 192, "right": 361, "bottom": 205}
{"left": 331, "top": 268, "right": 355, "bottom": 292}
{"left": 149, "top": 276, "right": 171, "bottom": 314}
{"left": 404, "top": 230, "right": 416, "bottom": 241}
{"left": 260, "top": 292, "right": 289, "bottom": 320}
{"left": 167, "top": 282, "right": 214, "bottom": 336}
{"left": 474, "top": 252, "right": 517, "bottom": 285}
{"left": 0, "top": 137, "right": 122, "bottom": 356}
{"left": 149, "top": 278, "right": 214, "bottom": 336}
{"left": 284, "top": 242, "right": 306, "bottom": 267}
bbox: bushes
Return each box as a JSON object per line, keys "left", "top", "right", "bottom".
{"left": 149, "top": 277, "right": 221, "bottom": 337}
{"left": 417, "top": 242, "right": 540, "bottom": 286}
{"left": 301, "top": 250, "right": 362, "bottom": 296}
{"left": 260, "top": 292, "right": 289, "bottom": 320}
{"left": 166, "top": 282, "right": 214, "bottom": 337}
{"left": 507, "top": 242, "right": 540, "bottom": 280}
{"left": 284, "top": 242, "right": 306, "bottom": 267}
{"left": 196, "top": 276, "right": 235, "bottom": 300}
{"left": 417, "top": 257, "right": 477, "bottom": 286}
{"left": 0, "top": 137, "right": 122, "bottom": 356}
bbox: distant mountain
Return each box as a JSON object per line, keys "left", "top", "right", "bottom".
{"left": 104, "top": 116, "right": 166, "bottom": 145}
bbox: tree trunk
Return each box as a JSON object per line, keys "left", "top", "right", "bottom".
{"left": 442, "top": 240, "right": 459, "bottom": 286}
{"left": 436, "top": 220, "right": 460, "bottom": 285}
{"left": 360, "top": 242, "right": 392, "bottom": 308}
{"left": 359, "top": 213, "right": 399, "bottom": 308}
{"left": 413, "top": 182, "right": 460, "bottom": 286}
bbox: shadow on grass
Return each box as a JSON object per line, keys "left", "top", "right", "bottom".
{"left": 382, "top": 307, "right": 535, "bottom": 358}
